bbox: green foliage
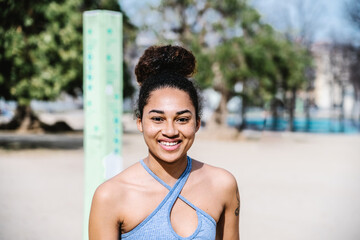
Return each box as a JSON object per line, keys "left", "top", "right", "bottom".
{"left": 0, "top": 0, "right": 136, "bottom": 106}
{"left": 216, "top": 38, "right": 246, "bottom": 90}
{"left": 190, "top": 41, "right": 214, "bottom": 89}
{"left": 123, "top": 61, "right": 135, "bottom": 98}
{"left": 154, "top": 0, "right": 313, "bottom": 111}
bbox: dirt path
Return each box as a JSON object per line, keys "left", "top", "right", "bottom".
{"left": 0, "top": 132, "right": 359, "bottom": 240}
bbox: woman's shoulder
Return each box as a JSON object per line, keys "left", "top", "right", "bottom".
{"left": 92, "top": 162, "right": 144, "bottom": 207}
{"left": 193, "top": 159, "right": 236, "bottom": 179}
{"left": 192, "top": 159, "right": 238, "bottom": 193}
{"left": 89, "top": 162, "right": 150, "bottom": 230}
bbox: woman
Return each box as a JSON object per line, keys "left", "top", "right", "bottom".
{"left": 89, "top": 45, "right": 240, "bottom": 240}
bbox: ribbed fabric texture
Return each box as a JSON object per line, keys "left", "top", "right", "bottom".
{"left": 121, "top": 156, "right": 216, "bottom": 240}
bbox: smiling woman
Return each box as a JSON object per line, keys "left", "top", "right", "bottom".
{"left": 89, "top": 45, "right": 240, "bottom": 240}
{"left": 138, "top": 88, "right": 198, "bottom": 165}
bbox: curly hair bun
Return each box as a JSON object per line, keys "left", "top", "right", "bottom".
{"left": 135, "top": 45, "right": 196, "bottom": 86}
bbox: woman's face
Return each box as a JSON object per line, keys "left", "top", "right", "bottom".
{"left": 137, "top": 87, "right": 200, "bottom": 164}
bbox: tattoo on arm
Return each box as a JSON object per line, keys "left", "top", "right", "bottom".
{"left": 235, "top": 187, "right": 240, "bottom": 216}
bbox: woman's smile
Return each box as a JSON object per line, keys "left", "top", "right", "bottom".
{"left": 158, "top": 139, "right": 182, "bottom": 151}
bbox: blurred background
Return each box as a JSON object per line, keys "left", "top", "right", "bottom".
{"left": 0, "top": 0, "right": 359, "bottom": 240}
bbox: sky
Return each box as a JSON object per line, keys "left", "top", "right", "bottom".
{"left": 251, "top": 0, "right": 359, "bottom": 43}
{"left": 119, "top": 0, "right": 359, "bottom": 44}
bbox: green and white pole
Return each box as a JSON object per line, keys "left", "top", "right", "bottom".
{"left": 83, "top": 10, "right": 123, "bottom": 240}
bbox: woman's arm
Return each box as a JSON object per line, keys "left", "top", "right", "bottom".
{"left": 216, "top": 172, "right": 240, "bottom": 240}
{"left": 89, "top": 183, "right": 121, "bottom": 240}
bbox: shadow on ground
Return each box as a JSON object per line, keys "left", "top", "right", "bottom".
{"left": 0, "top": 132, "right": 83, "bottom": 149}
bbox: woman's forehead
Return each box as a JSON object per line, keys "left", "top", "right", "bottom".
{"left": 145, "top": 88, "right": 195, "bottom": 112}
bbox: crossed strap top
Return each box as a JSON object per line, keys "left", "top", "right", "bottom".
{"left": 121, "top": 156, "right": 216, "bottom": 240}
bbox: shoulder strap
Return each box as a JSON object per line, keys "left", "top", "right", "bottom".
{"left": 140, "top": 156, "right": 192, "bottom": 191}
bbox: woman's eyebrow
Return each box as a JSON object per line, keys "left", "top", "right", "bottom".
{"left": 148, "top": 109, "right": 164, "bottom": 114}
{"left": 176, "top": 110, "right": 192, "bottom": 115}
{"left": 148, "top": 109, "right": 192, "bottom": 115}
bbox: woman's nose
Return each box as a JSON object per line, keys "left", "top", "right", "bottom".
{"left": 162, "top": 122, "right": 178, "bottom": 136}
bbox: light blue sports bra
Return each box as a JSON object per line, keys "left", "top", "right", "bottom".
{"left": 121, "top": 156, "right": 216, "bottom": 240}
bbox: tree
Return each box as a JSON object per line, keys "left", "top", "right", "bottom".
{"left": 215, "top": 25, "right": 312, "bottom": 131}
{"left": 139, "top": 0, "right": 312, "bottom": 130}
{"left": 349, "top": 48, "right": 360, "bottom": 129}
{"left": 328, "top": 45, "right": 346, "bottom": 132}
{"left": 347, "top": 0, "right": 360, "bottom": 30}
{"left": 151, "top": 0, "right": 268, "bottom": 126}
{"left": 253, "top": 0, "right": 322, "bottom": 131}
{"left": 346, "top": 0, "right": 360, "bottom": 129}
{"left": 0, "top": 0, "right": 135, "bottom": 131}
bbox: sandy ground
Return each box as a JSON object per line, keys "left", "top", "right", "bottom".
{"left": 0, "top": 131, "right": 360, "bottom": 240}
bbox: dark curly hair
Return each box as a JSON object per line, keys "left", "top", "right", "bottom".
{"left": 135, "top": 45, "right": 202, "bottom": 120}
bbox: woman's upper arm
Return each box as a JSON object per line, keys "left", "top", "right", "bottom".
{"left": 216, "top": 171, "right": 240, "bottom": 240}
{"left": 89, "top": 183, "right": 121, "bottom": 240}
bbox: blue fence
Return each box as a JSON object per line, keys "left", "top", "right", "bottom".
{"left": 229, "top": 117, "right": 360, "bottom": 134}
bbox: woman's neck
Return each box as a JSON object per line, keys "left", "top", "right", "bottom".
{"left": 144, "top": 153, "right": 188, "bottom": 186}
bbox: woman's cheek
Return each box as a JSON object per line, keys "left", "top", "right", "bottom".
{"left": 144, "top": 124, "right": 161, "bottom": 135}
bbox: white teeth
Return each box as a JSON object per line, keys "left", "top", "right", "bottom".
{"left": 160, "top": 141, "right": 178, "bottom": 146}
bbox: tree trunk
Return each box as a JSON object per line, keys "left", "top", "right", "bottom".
{"left": 329, "top": 81, "right": 335, "bottom": 133}
{"left": 305, "top": 92, "right": 311, "bottom": 132}
{"left": 0, "top": 105, "right": 40, "bottom": 132}
{"left": 206, "top": 90, "right": 229, "bottom": 130}
{"left": 271, "top": 98, "right": 279, "bottom": 131}
{"left": 215, "top": 92, "right": 228, "bottom": 125}
{"left": 0, "top": 105, "right": 73, "bottom": 133}
{"left": 358, "top": 94, "right": 360, "bottom": 131}
{"left": 16, "top": 105, "right": 39, "bottom": 133}
{"left": 239, "top": 96, "right": 247, "bottom": 131}
{"left": 205, "top": 62, "right": 230, "bottom": 130}
{"left": 351, "top": 90, "right": 359, "bottom": 129}
{"left": 339, "top": 85, "right": 345, "bottom": 133}
{"left": 288, "top": 88, "right": 296, "bottom": 132}
{"left": 358, "top": 100, "right": 360, "bottom": 131}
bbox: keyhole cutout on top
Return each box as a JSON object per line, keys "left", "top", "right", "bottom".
{"left": 170, "top": 197, "right": 198, "bottom": 238}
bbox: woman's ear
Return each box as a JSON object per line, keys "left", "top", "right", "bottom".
{"left": 195, "top": 118, "right": 201, "bottom": 132}
{"left": 136, "top": 117, "right": 143, "bottom": 132}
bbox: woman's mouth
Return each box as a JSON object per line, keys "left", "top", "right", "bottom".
{"left": 158, "top": 140, "right": 181, "bottom": 151}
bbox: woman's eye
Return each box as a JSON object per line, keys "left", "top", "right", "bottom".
{"left": 177, "top": 118, "right": 189, "bottom": 123}
{"left": 151, "top": 117, "right": 163, "bottom": 122}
